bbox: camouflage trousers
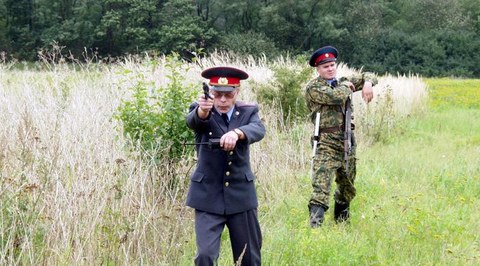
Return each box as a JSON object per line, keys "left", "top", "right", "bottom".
{"left": 310, "top": 132, "right": 357, "bottom": 210}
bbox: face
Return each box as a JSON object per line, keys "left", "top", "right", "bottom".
{"left": 316, "top": 61, "right": 337, "bottom": 80}
{"left": 210, "top": 88, "right": 239, "bottom": 113}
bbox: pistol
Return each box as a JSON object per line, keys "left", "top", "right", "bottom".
{"left": 202, "top": 82, "right": 213, "bottom": 100}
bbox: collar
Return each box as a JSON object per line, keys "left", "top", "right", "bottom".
{"left": 225, "top": 107, "right": 234, "bottom": 120}
{"left": 326, "top": 78, "right": 337, "bottom": 86}
{"left": 215, "top": 106, "right": 235, "bottom": 120}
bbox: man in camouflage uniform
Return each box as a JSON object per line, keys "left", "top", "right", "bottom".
{"left": 305, "top": 46, "right": 377, "bottom": 228}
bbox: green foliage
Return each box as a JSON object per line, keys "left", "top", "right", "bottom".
{"left": 94, "top": 0, "right": 151, "bottom": 55}
{"left": 115, "top": 55, "right": 195, "bottom": 161}
{"left": 405, "top": 0, "right": 470, "bottom": 32}
{"left": 256, "top": 1, "right": 313, "bottom": 51}
{"left": 0, "top": 2, "right": 7, "bottom": 50}
{"left": 254, "top": 63, "right": 311, "bottom": 126}
{"left": 1, "top": 0, "right": 480, "bottom": 77}
{"left": 353, "top": 29, "right": 480, "bottom": 77}
{"left": 218, "top": 31, "right": 279, "bottom": 58}
{"left": 140, "top": 0, "right": 214, "bottom": 54}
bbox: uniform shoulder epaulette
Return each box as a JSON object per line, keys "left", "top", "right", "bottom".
{"left": 308, "top": 77, "right": 328, "bottom": 87}
{"left": 236, "top": 101, "right": 258, "bottom": 108}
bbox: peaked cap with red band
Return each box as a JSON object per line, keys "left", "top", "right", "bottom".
{"left": 201, "top": 66, "right": 249, "bottom": 91}
{"left": 309, "top": 46, "right": 338, "bottom": 67}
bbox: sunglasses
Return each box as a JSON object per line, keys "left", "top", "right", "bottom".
{"left": 211, "top": 90, "right": 237, "bottom": 99}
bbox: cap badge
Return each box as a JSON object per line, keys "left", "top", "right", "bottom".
{"left": 325, "top": 53, "right": 330, "bottom": 58}
{"left": 218, "top": 77, "right": 228, "bottom": 85}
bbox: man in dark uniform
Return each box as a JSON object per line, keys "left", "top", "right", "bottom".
{"left": 186, "top": 66, "right": 265, "bottom": 265}
{"left": 305, "top": 46, "right": 377, "bottom": 227}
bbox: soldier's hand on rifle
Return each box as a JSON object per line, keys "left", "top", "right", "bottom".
{"left": 197, "top": 93, "right": 214, "bottom": 119}
{"left": 220, "top": 130, "right": 239, "bottom": 151}
{"left": 362, "top": 81, "right": 374, "bottom": 103}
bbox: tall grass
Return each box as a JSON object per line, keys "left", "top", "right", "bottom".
{"left": 0, "top": 53, "right": 434, "bottom": 265}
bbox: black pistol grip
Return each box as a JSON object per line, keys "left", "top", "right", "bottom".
{"left": 202, "top": 82, "right": 212, "bottom": 99}
{"left": 208, "top": 138, "right": 221, "bottom": 149}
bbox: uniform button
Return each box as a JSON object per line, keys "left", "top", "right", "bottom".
{"left": 225, "top": 182, "right": 229, "bottom": 187}
{"left": 228, "top": 161, "right": 232, "bottom": 165}
{"left": 209, "top": 132, "right": 212, "bottom": 135}
{"left": 225, "top": 171, "right": 230, "bottom": 176}
{"left": 229, "top": 151, "right": 234, "bottom": 156}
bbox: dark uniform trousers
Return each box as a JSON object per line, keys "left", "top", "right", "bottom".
{"left": 194, "top": 209, "right": 262, "bottom": 266}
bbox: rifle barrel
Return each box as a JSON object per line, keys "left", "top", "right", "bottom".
{"left": 184, "top": 138, "right": 221, "bottom": 148}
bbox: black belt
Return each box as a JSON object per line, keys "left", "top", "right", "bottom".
{"left": 320, "top": 124, "right": 355, "bottom": 133}
{"left": 312, "top": 124, "right": 355, "bottom": 141}
{"left": 319, "top": 125, "right": 344, "bottom": 133}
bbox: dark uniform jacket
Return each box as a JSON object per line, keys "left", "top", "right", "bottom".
{"left": 186, "top": 101, "right": 265, "bottom": 215}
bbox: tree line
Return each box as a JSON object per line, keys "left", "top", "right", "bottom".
{"left": 1, "top": 0, "right": 479, "bottom": 77}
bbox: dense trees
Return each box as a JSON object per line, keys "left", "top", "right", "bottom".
{"left": 1, "top": 0, "right": 479, "bottom": 77}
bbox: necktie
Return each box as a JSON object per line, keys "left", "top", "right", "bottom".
{"left": 221, "top": 113, "right": 229, "bottom": 126}
{"left": 331, "top": 79, "right": 338, "bottom": 87}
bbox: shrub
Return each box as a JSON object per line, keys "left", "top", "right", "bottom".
{"left": 115, "top": 54, "right": 196, "bottom": 162}
{"left": 253, "top": 63, "right": 311, "bottom": 127}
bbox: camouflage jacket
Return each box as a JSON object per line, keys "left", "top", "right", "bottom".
{"left": 304, "top": 72, "right": 378, "bottom": 128}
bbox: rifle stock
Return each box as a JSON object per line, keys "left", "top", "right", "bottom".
{"left": 311, "top": 112, "right": 321, "bottom": 176}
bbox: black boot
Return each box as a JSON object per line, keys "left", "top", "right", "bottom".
{"left": 334, "top": 202, "right": 350, "bottom": 223}
{"left": 309, "top": 205, "right": 325, "bottom": 228}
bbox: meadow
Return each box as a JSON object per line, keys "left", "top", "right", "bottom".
{"left": 0, "top": 53, "right": 478, "bottom": 265}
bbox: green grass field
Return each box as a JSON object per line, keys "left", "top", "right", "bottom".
{"left": 427, "top": 78, "right": 480, "bottom": 109}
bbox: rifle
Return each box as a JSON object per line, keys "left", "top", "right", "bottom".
{"left": 184, "top": 138, "right": 221, "bottom": 149}
{"left": 311, "top": 112, "right": 321, "bottom": 176}
{"left": 344, "top": 97, "right": 352, "bottom": 174}
{"left": 203, "top": 82, "right": 213, "bottom": 99}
